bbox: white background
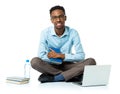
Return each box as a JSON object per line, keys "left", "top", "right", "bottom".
{"left": 0, "top": 0, "right": 120, "bottom": 94}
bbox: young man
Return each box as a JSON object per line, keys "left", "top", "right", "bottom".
{"left": 31, "top": 5, "right": 96, "bottom": 83}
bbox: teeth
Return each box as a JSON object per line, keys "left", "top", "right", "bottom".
{"left": 57, "top": 23, "right": 61, "bottom": 25}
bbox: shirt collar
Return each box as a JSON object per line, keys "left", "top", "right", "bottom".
{"left": 50, "top": 26, "right": 69, "bottom": 37}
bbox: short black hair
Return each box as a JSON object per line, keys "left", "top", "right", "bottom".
{"left": 49, "top": 5, "right": 66, "bottom": 15}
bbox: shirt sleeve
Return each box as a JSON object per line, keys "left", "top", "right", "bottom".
{"left": 64, "top": 30, "right": 85, "bottom": 62}
{"left": 37, "top": 30, "right": 50, "bottom": 62}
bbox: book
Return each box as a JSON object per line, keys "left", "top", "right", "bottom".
{"left": 6, "top": 80, "right": 29, "bottom": 85}
{"left": 49, "top": 47, "right": 62, "bottom": 64}
{"left": 6, "top": 76, "right": 29, "bottom": 85}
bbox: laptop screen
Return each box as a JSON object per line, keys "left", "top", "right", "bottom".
{"left": 81, "top": 65, "right": 111, "bottom": 86}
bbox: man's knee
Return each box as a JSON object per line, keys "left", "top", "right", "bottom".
{"left": 30, "top": 57, "right": 40, "bottom": 68}
{"left": 87, "top": 58, "right": 96, "bottom": 65}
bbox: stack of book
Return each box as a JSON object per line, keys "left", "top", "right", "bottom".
{"left": 6, "top": 76, "right": 29, "bottom": 85}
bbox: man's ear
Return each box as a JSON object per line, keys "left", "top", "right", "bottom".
{"left": 65, "top": 16, "right": 67, "bottom": 21}
{"left": 50, "top": 18, "right": 54, "bottom": 23}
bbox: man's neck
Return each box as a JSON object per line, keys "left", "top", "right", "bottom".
{"left": 55, "top": 28, "right": 65, "bottom": 37}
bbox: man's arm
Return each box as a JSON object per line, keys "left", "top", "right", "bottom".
{"left": 37, "top": 30, "right": 50, "bottom": 62}
{"left": 63, "top": 30, "right": 85, "bottom": 62}
{"left": 47, "top": 49, "right": 65, "bottom": 59}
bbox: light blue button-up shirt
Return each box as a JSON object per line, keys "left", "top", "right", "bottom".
{"left": 38, "top": 26, "right": 85, "bottom": 62}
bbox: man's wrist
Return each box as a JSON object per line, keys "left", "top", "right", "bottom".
{"left": 57, "top": 54, "right": 65, "bottom": 59}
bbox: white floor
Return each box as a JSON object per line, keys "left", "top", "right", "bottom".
{"left": 1, "top": 64, "right": 119, "bottom": 94}
{"left": 0, "top": 0, "right": 120, "bottom": 94}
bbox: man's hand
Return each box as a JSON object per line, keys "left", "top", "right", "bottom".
{"left": 47, "top": 48, "right": 58, "bottom": 58}
{"left": 47, "top": 48, "right": 65, "bottom": 59}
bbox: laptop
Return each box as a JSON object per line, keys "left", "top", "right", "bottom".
{"left": 73, "top": 65, "right": 111, "bottom": 87}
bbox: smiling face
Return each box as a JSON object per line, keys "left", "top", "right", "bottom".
{"left": 50, "top": 9, "right": 66, "bottom": 31}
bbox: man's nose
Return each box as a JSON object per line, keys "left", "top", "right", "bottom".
{"left": 56, "top": 17, "right": 61, "bottom": 21}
